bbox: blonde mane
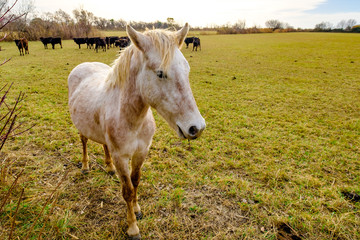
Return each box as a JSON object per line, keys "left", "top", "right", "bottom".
{"left": 106, "top": 28, "right": 178, "bottom": 89}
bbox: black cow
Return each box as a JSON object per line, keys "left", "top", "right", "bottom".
{"left": 86, "top": 37, "right": 96, "bottom": 49}
{"left": 184, "top": 37, "right": 194, "bottom": 48}
{"left": 73, "top": 38, "right": 87, "bottom": 49}
{"left": 115, "top": 36, "right": 131, "bottom": 49}
{"left": 192, "top": 37, "right": 201, "bottom": 51}
{"left": 40, "top": 37, "right": 52, "bottom": 49}
{"left": 50, "top": 37, "right": 62, "bottom": 49}
{"left": 105, "top": 36, "right": 120, "bottom": 49}
{"left": 111, "top": 36, "right": 120, "bottom": 47}
{"left": 95, "top": 38, "right": 107, "bottom": 52}
{"left": 14, "top": 38, "right": 29, "bottom": 56}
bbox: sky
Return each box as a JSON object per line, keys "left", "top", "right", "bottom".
{"left": 28, "top": 0, "right": 360, "bottom": 29}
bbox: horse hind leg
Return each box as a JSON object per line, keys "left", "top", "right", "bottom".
{"left": 103, "top": 144, "right": 116, "bottom": 175}
{"left": 80, "top": 134, "right": 90, "bottom": 174}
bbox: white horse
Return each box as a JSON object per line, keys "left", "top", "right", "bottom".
{"left": 68, "top": 23, "right": 205, "bottom": 239}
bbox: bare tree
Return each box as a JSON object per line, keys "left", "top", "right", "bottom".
{"left": 167, "top": 17, "right": 175, "bottom": 29}
{"left": 346, "top": 19, "right": 357, "bottom": 31}
{"left": 336, "top": 20, "right": 347, "bottom": 30}
{"left": 265, "top": 19, "right": 283, "bottom": 31}
{"left": 72, "top": 7, "right": 95, "bottom": 37}
{"left": 314, "top": 22, "right": 333, "bottom": 32}
{"left": 233, "top": 19, "right": 246, "bottom": 32}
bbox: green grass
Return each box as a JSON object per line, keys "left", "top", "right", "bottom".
{"left": 1, "top": 32, "right": 360, "bottom": 239}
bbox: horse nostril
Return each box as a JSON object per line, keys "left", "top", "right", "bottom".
{"left": 189, "top": 126, "right": 198, "bottom": 136}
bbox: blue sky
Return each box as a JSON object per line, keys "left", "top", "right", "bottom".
{"left": 30, "top": 0, "right": 360, "bottom": 28}
{"left": 308, "top": 0, "right": 360, "bottom": 14}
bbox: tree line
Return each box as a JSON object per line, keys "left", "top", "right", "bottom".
{"left": 0, "top": 0, "right": 359, "bottom": 41}
{"left": 1, "top": 2, "right": 181, "bottom": 41}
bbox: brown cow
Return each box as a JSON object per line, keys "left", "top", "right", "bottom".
{"left": 14, "top": 38, "right": 29, "bottom": 56}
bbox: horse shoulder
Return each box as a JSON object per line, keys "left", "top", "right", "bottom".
{"left": 68, "top": 62, "right": 110, "bottom": 96}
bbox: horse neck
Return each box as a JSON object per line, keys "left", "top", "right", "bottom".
{"left": 118, "top": 60, "right": 149, "bottom": 128}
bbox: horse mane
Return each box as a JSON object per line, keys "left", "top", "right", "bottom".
{"left": 106, "top": 28, "right": 178, "bottom": 89}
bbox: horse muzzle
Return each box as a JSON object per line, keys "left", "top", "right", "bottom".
{"left": 177, "top": 118, "right": 206, "bottom": 140}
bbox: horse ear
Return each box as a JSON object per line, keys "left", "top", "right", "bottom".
{"left": 126, "top": 25, "right": 149, "bottom": 52}
{"left": 176, "top": 23, "right": 189, "bottom": 48}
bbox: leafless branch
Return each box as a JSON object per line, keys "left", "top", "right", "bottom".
{"left": 23, "top": 170, "right": 70, "bottom": 240}
{"left": 8, "top": 187, "right": 24, "bottom": 240}
{"left": 0, "top": 168, "right": 24, "bottom": 214}
{"left": 1, "top": 85, "right": 33, "bottom": 151}
{"left": 0, "top": 0, "right": 19, "bottom": 22}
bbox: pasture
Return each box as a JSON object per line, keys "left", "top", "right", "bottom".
{"left": 0, "top": 32, "right": 359, "bottom": 239}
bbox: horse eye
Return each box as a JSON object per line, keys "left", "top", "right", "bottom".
{"left": 156, "top": 70, "right": 167, "bottom": 79}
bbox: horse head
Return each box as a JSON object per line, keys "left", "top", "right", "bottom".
{"left": 126, "top": 24, "right": 206, "bottom": 140}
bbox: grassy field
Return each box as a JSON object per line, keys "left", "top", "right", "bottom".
{"left": 0, "top": 32, "right": 359, "bottom": 239}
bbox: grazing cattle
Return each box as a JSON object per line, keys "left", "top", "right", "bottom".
{"left": 184, "top": 37, "right": 194, "bottom": 48}
{"left": 14, "top": 38, "right": 29, "bottom": 56}
{"left": 105, "top": 37, "right": 111, "bottom": 49}
{"left": 73, "top": 38, "right": 88, "bottom": 49}
{"left": 109, "top": 36, "right": 120, "bottom": 48}
{"left": 40, "top": 37, "right": 52, "bottom": 49}
{"left": 193, "top": 37, "right": 201, "bottom": 51}
{"left": 115, "top": 36, "right": 131, "bottom": 49}
{"left": 68, "top": 23, "right": 205, "bottom": 239}
{"left": 86, "top": 37, "right": 96, "bottom": 49}
{"left": 95, "top": 38, "right": 107, "bottom": 52}
{"left": 50, "top": 37, "right": 62, "bottom": 49}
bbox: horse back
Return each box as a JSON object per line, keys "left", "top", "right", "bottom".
{"left": 68, "top": 62, "right": 110, "bottom": 98}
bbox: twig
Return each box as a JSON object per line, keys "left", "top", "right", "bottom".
{"left": 90, "top": 154, "right": 120, "bottom": 182}
{"left": 0, "top": 83, "right": 13, "bottom": 108}
{"left": 0, "top": 33, "right": 7, "bottom": 41}
{"left": 23, "top": 170, "right": 69, "bottom": 240}
{"left": 90, "top": 154, "right": 108, "bottom": 173}
{"left": 0, "top": 0, "right": 26, "bottom": 30}
{"left": 0, "top": 168, "right": 24, "bottom": 214}
{"left": 0, "top": 114, "right": 17, "bottom": 150}
{"left": 0, "top": 90, "right": 22, "bottom": 136}
{"left": 0, "top": 58, "right": 11, "bottom": 66}
{"left": 2, "top": 123, "right": 36, "bottom": 140}
{"left": 36, "top": 192, "right": 60, "bottom": 240}
{"left": 0, "top": 83, "right": 8, "bottom": 92}
{"left": 8, "top": 187, "right": 24, "bottom": 240}
{"left": 0, "top": 0, "right": 19, "bottom": 21}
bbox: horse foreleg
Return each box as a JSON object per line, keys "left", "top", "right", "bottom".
{"left": 113, "top": 155, "right": 141, "bottom": 239}
{"left": 131, "top": 153, "right": 147, "bottom": 220}
{"left": 103, "top": 144, "right": 116, "bottom": 175}
{"left": 80, "top": 134, "right": 90, "bottom": 173}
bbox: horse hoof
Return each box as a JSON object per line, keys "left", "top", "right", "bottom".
{"left": 81, "top": 169, "right": 89, "bottom": 174}
{"left": 135, "top": 212, "right": 143, "bottom": 220}
{"left": 128, "top": 234, "right": 141, "bottom": 240}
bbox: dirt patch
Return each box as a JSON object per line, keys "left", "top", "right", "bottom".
{"left": 276, "top": 222, "right": 302, "bottom": 240}
{"left": 341, "top": 191, "right": 360, "bottom": 203}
